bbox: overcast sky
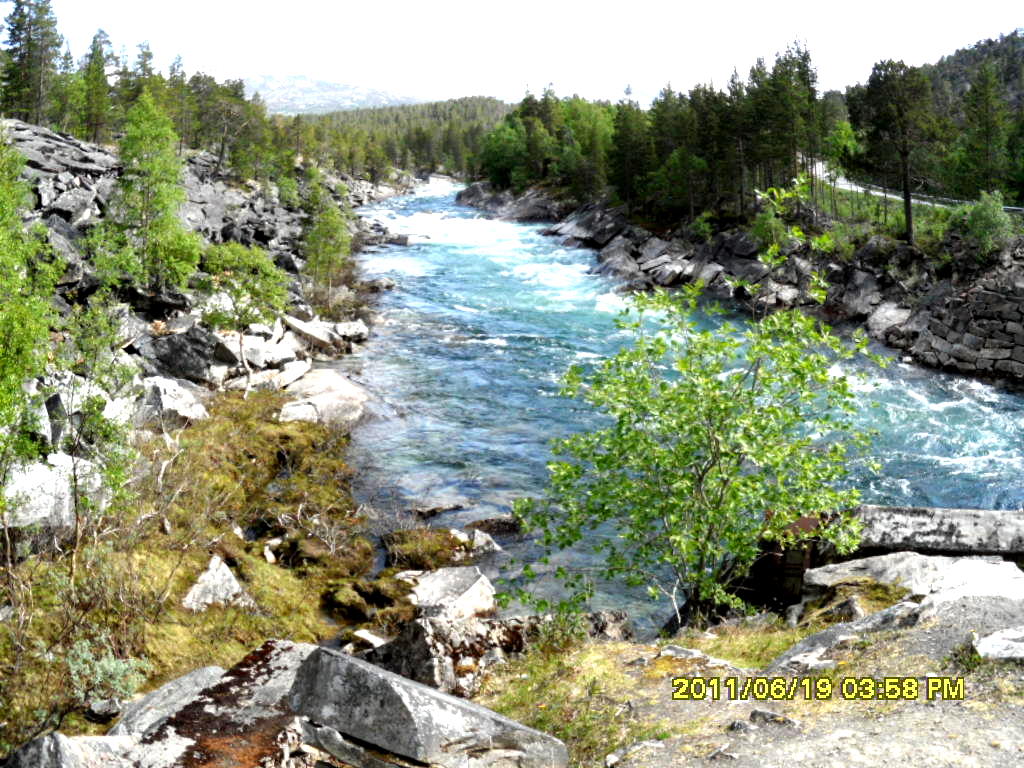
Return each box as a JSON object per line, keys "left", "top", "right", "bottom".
{"left": 33, "top": 0, "right": 1020, "bottom": 106}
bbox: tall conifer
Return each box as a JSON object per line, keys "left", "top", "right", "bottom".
{"left": 1, "top": 0, "right": 62, "bottom": 124}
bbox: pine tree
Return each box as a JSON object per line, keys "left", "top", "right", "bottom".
{"left": 100, "top": 89, "right": 200, "bottom": 294}
{"left": 1, "top": 0, "right": 63, "bottom": 125}
{"left": 166, "top": 56, "right": 194, "bottom": 151}
{"left": 960, "top": 61, "right": 1011, "bottom": 197}
{"left": 48, "top": 43, "right": 83, "bottom": 134}
{"left": 82, "top": 30, "right": 112, "bottom": 143}
{"left": 860, "top": 60, "right": 936, "bottom": 244}
{"left": 1009, "top": 108, "right": 1024, "bottom": 205}
{"left": 609, "top": 98, "right": 653, "bottom": 209}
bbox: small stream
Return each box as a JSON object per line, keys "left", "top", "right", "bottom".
{"left": 336, "top": 178, "right": 1024, "bottom": 632}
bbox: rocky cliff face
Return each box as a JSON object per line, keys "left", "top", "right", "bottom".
{"left": 4, "top": 118, "right": 413, "bottom": 310}
{"left": 1, "top": 119, "right": 411, "bottom": 529}
{"left": 455, "top": 181, "right": 576, "bottom": 222}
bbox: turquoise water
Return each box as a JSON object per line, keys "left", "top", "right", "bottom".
{"left": 340, "top": 179, "right": 1024, "bottom": 626}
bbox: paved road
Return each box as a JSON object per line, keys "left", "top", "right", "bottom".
{"left": 813, "top": 160, "right": 1024, "bottom": 212}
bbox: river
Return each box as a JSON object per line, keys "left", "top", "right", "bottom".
{"left": 337, "top": 178, "right": 1024, "bottom": 631}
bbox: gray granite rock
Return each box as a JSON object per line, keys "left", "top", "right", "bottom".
{"left": 974, "top": 625, "right": 1024, "bottom": 661}
{"left": 281, "top": 369, "right": 369, "bottom": 430}
{"left": 181, "top": 555, "right": 256, "bottom": 612}
{"left": 291, "top": 647, "right": 569, "bottom": 768}
{"left": 110, "top": 665, "right": 226, "bottom": 738}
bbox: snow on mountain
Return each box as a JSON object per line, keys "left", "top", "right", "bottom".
{"left": 244, "top": 75, "right": 420, "bottom": 114}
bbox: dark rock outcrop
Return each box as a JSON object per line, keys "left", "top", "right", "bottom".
{"left": 8, "top": 639, "right": 570, "bottom": 768}
{"left": 455, "top": 181, "right": 574, "bottom": 222}
{"left": 907, "top": 240, "right": 1024, "bottom": 379}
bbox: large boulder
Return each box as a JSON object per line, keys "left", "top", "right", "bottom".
{"left": 135, "top": 325, "right": 232, "bottom": 385}
{"left": 396, "top": 566, "right": 496, "bottom": 621}
{"left": 291, "top": 647, "right": 569, "bottom": 768}
{"left": 802, "top": 551, "right": 1024, "bottom": 610}
{"left": 6, "top": 733, "right": 136, "bottom": 768}
{"left": 133, "top": 376, "right": 209, "bottom": 429}
{"left": 333, "top": 319, "right": 369, "bottom": 343}
{"left": 2, "top": 453, "right": 101, "bottom": 529}
{"left": 110, "top": 665, "right": 226, "bottom": 738}
{"left": 593, "top": 235, "right": 643, "bottom": 280}
{"left": 778, "top": 551, "right": 1024, "bottom": 673}
{"left": 866, "top": 303, "right": 912, "bottom": 343}
{"left": 283, "top": 315, "right": 342, "bottom": 352}
{"left": 280, "top": 369, "right": 369, "bottom": 430}
{"left": 132, "top": 639, "right": 318, "bottom": 767}
{"left": 454, "top": 181, "right": 513, "bottom": 214}
{"left": 974, "top": 625, "right": 1024, "bottom": 661}
{"left": 547, "top": 203, "right": 627, "bottom": 248}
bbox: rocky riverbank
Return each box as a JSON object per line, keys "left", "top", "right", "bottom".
{"left": 456, "top": 181, "right": 1024, "bottom": 386}
{"left": 6, "top": 131, "right": 1024, "bottom": 767}
{"left": 1, "top": 118, "right": 418, "bottom": 530}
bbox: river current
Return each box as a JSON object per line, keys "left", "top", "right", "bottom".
{"left": 338, "top": 178, "right": 1024, "bottom": 629}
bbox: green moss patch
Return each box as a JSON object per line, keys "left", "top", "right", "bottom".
{"left": 382, "top": 528, "right": 470, "bottom": 570}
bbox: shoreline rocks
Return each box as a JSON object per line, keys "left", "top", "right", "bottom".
{"left": 457, "top": 183, "right": 1024, "bottom": 386}
{"left": 9, "top": 639, "right": 570, "bottom": 768}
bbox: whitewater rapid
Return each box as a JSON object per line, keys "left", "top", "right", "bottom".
{"left": 338, "top": 178, "right": 1024, "bottom": 627}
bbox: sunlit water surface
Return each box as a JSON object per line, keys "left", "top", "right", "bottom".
{"left": 337, "top": 179, "right": 1024, "bottom": 631}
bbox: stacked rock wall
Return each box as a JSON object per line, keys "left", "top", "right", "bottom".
{"left": 910, "top": 269, "right": 1024, "bottom": 379}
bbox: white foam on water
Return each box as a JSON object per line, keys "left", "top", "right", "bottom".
{"left": 594, "top": 291, "right": 627, "bottom": 314}
{"left": 467, "top": 337, "right": 509, "bottom": 347}
{"left": 453, "top": 304, "right": 480, "bottom": 314}
{"left": 511, "top": 260, "right": 590, "bottom": 288}
{"left": 360, "top": 254, "right": 432, "bottom": 276}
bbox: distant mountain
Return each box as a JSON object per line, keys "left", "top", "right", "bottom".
{"left": 244, "top": 75, "right": 421, "bottom": 115}
{"left": 922, "top": 29, "right": 1024, "bottom": 112}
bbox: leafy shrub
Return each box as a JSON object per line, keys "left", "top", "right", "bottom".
{"left": 946, "top": 191, "right": 1016, "bottom": 263}
{"left": 691, "top": 210, "right": 714, "bottom": 243}
{"left": 515, "top": 285, "right": 878, "bottom": 625}
{"left": 751, "top": 208, "right": 788, "bottom": 250}
{"left": 276, "top": 175, "right": 300, "bottom": 208}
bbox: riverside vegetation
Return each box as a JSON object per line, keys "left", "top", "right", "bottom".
{"left": 0, "top": 23, "right": 414, "bottom": 747}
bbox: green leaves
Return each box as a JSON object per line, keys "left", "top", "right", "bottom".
{"left": 517, "top": 284, "right": 876, "bottom": 623}
{"left": 108, "top": 89, "right": 200, "bottom": 293}
{"left": 302, "top": 166, "right": 352, "bottom": 296}
{"left": 201, "top": 242, "right": 289, "bottom": 330}
{"left": 0, "top": 130, "right": 59, "bottom": 475}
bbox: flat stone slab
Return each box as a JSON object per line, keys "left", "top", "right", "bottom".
{"left": 975, "top": 625, "right": 1024, "bottom": 660}
{"left": 396, "top": 566, "right": 496, "bottom": 621}
{"left": 291, "top": 647, "right": 569, "bottom": 768}
{"left": 857, "top": 504, "right": 1024, "bottom": 554}
{"left": 280, "top": 368, "right": 369, "bottom": 430}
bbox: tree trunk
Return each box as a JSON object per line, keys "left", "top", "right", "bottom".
{"left": 900, "top": 151, "right": 914, "bottom": 244}
{"left": 239, "top": 333, "right": 252, "bottom": 399}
